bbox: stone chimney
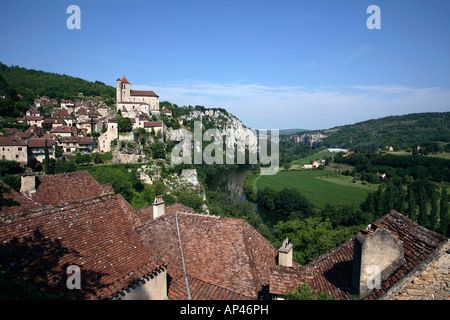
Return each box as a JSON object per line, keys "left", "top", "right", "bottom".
{"left": 20, "top": 171, "right": 37, "bottom": 197}
{"left": 153, "top": 195, "right": 165, "bottom": 219}
{"left": 278, "top": 238, "right": 293, "bottom": 267}
{"left": 352, "top": 223, "right": 405, "bottom": 299}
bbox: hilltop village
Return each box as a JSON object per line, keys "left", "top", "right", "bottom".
{"left": 0, "top": 76, "right": 174, "bottom": 165}
{"left": 0, "top": 77, "right": 449, "bottom": 301}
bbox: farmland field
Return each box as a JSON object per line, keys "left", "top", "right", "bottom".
{"left": 255, "top": 168, "right": 377, "bottom": 209}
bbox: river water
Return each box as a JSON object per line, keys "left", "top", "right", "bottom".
{"left": 207, "top": 167, "right": 287, "bottom": 228}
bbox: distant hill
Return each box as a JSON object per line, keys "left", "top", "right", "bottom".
{"left": 279, "top": 128, "right": 311, "bottom": 136}
{"left": 0, "top": 62, "right": 115, "bottom": 101}
{"left": 313, "top": 112, "right": 450, "bottom": 149}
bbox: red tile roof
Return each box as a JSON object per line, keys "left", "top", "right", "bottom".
{"left": 130, "top": 90, "right": 159, "bottom": 98}
{"left": 28, "top": 138, "right": 57, "bottom": 148}
{"left": 52, "top": 108, "right": 73, "bottom": 119}
{"left": 60, "top": 136, "right": 93, "bottom": 146}
{"left": 50, "top": 126, "right": 73, "bottom": 134}
{"left": 135, "top": 212, "right": 278, "bottom": 300}
{"left": 144, "top": 121, "right": 163, "bottom": 128}
{"left": 269, "top": 211, "right": 448, "bottom": 300}
{"left": 0, "top": 136, "right": 27, "bottom": 146}
{"left": 0, "top": 194, "right": 163, "bottom": 299}
{"left": 30, "top": 171, "right": 114, "bottom": 206}
{"left": 0, "top": 181, "right": 43, "bottom": 220}
{"left": 23, "top": 116, "right": 44, "bottom": 121}
{"left": 121, "top": 76, "right": 130, "bottom": 84}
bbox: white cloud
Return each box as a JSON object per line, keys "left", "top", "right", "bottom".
{"left": 134, "top": 81, "right": 450, "bottom": 130}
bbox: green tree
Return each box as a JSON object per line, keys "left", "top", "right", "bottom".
{"left": 44, "top": 139, "right": 50, "bottom": 174}
{"left": 54, "top": 158, "right": 76, "bottom": 174}
{"left": 54, "top": 144, "right": 63, "bottom": 158}
{"left": 273, "top": 217, "right": 361, "bottom": 265}
{"left": 230, "top": 200, "right": 261, "bottom": 228}
{"left": 429, "top": 190, "right": 439, "bottom": 231}
{"left": 0, "top": 183, "right": 20, "bottom": 210}
{"left": 417, "top": 187, "right": 428, "bottom": 227}
{"left": 117, "top": 116, "right": 132, "bottom": 133}
{"left": 286, "top": 283, "right": 335, "bottom": 300}
{"left": 174, "top": 189, "right": 204, "bottom": 212}
{"left": 405, "top": 187, "right": 416, "bottom": 220}
{"left": 440, "top": 188, "right": 449, "bottom": 236}
{"left": 150, "top": 142, "right": 166, "bottom": 159}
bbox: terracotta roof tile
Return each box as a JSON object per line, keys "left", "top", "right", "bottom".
{"left": 135, "top": 212, "right": 278, "bottom": 300}
{"left": 0, "top": 136, "right": 27, "bottom": 146}
{"left": 0, "top": 194, "right": 162, "bottom": 299}
{"left": 28, "top": 138, "right": 57, "bottom": 148}
{"left": 130, "top": 90, "right": 158, "bottom": 98}
{"left": 30, "top": 171, "right": 114, "bottom": 206}
{"left": 272, "top": 211, "right": 448, "bottom": 300}
{"left": 121, "top": 76, "right": 130, "bottom": 84}
{"left": 144, "top": 121, "right": 163, "bottom": 128}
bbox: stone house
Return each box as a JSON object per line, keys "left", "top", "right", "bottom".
{"left": 60, "top": 99, "right": 75, "bottom": 113}
{"left": 27, "top": 137, "right": 56, "bottom": 163}
{"left": 161, "top": 107, "right": 172, "bottom": 118}
{"left": 50, "top": 125, "right": 74, "bottom": 138}
{"left": 144, "top": 121, "right": 163, "bottom": 136}
{"left": 98, "top": 119, "right": 118, "bottom": 153}
{"left": 0, "top": 136, "right": 28, "bottom": 164}
{"left": 59, "top": 136, "right": 93, "bottom": 154}
{"left": 19, "top": 115, "right": 45, "bottom": 127}
{"left": 51, "top": 108, "right": 74, "bottom": 126}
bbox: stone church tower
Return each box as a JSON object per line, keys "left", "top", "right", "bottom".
{"left": 116, "top": 76, "right": 131, "bottom": 103}
{"left": 115, "top": 75, "right": 160, "bottom": 116}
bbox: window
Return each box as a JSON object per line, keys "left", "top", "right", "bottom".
{"left": 18, "top": 147, "right": 22, "bottom": 151}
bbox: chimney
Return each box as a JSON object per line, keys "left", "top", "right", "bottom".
{"left": 352, "top": 223, "right": 405, "bottom": 299}
{"left": 278, "top": 238, "right": 293, "bottom": 267}
{"left": 20, "top": 171, "right": 37, "bottom": 197}
{"left": 153, "top": 195, "right": 165, "bottom": 219}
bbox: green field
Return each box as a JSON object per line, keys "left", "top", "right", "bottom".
{"left": 256, "top": 169, "right": 377, "bottom": 209}
{"left": 291, "top": 150, "right": 332, "bottom": 167}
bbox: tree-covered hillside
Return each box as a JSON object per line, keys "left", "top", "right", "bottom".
{"left": 312, "top": 112, "right": 450, "bottom": 149}
{"left": 0, "top": 62, "right": 115, "bottom": 101}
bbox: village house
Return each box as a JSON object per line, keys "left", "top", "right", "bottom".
{"left": 18, "top": 115, "right": 45, "bottom": 127}
{"left": 50, "top": 125, "right": 74, "bottom": 138}
{"left": 0, "top": 136, "right": 28, "bottom": 164}
{"left": 161, "top": 107, "right": 172, "bottom": 118}
{"left": 98, "top": 118, "right": 118, "bottom": 153}
{"left": 51, "top": 108, "right": 74, "bottom": 126}
{"left": 144, "top": 121, "right": 164, "bottom": 136}
{"left": 33, "top": 95, "right": 57, "bottom": 108}
{"left": 0, "top": 171, "right": 448, "bottom": 300}
{"left": 25, "top": 107, "right": 41, "bottom": 117}
{"left": 60, "top": 99, "right": 75, "bottom": 113}
{"left": 302, "top": 161, "right": 320, "bottom": 170}
{"left": 27, "top": 137, "right": 56, "bottom": 163}
{"left": 59, "top": 136, "right": 94, "bottom": 154}
{"left": 97, "top": 104, "right": 109, "bottom": 118}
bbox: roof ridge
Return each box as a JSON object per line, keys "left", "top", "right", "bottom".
{"left": 2, "top": 193, "right": 117, "bottom": 222}
{"left": 187, "top": 275, "right": 256, "bottom": 300}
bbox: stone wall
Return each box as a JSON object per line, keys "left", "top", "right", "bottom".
{"left": 390, "top": 242, "right": 450, "bottom": 300}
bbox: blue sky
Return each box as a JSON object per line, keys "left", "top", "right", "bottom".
{"left": 1, "top": 0, "right": 449, "bottom": 130}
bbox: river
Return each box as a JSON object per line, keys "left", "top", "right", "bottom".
{"left": 207, "top": 167, "right": 288, "bottom": 228}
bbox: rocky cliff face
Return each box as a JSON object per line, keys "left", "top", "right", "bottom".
{"left": 166, "top": 108, "right": 258, "bottom": 164}
{"left": 290, "top": 132, "right": 327, "bottom": 146}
